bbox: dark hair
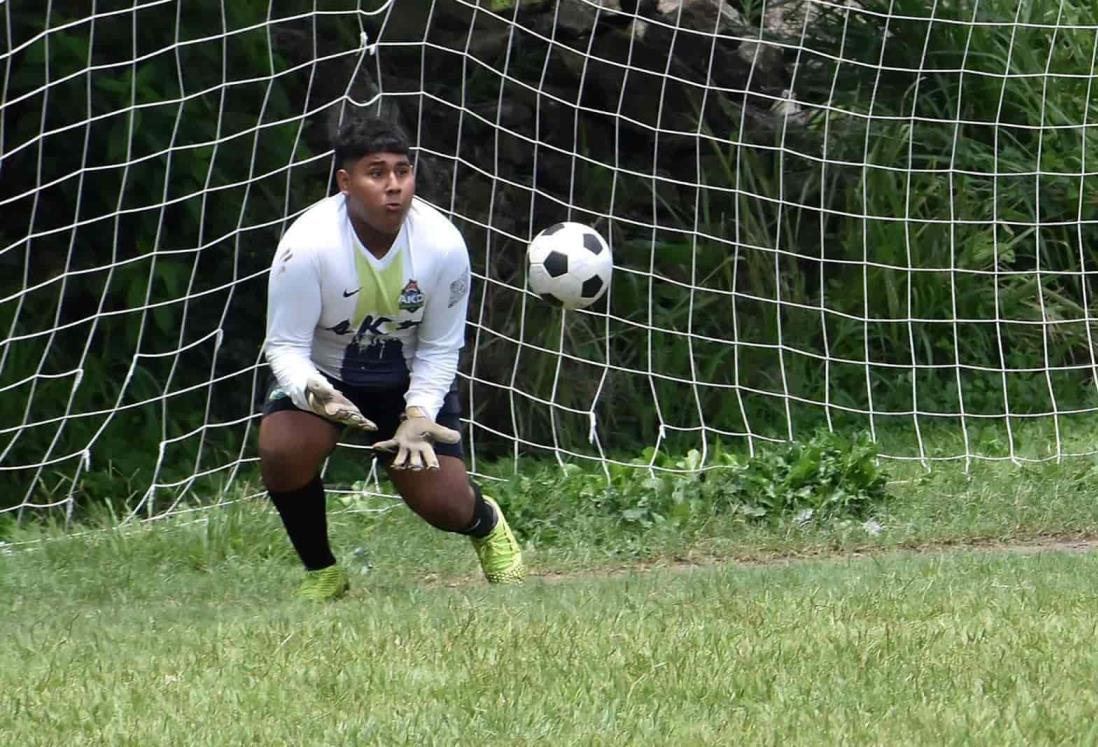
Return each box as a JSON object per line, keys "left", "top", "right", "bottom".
{"left": 332, "top": 115, "right": 410, "bottom": 169}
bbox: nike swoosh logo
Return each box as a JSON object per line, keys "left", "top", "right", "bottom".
{"left": 343, "top": 288, "right": 361, "bottom": 297}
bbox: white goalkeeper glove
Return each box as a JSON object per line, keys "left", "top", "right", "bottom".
{"left": 304, "top": 375, "right": 377, "bottom": 431}
{"left": 372, "top": 406, "right": 461, "bottom": 471}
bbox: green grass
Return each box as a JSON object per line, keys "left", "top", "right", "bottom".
{"left": 5, "top": 458, "right": 1098, "bottom": 744}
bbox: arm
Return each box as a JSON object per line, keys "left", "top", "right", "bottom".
{"left": 403, "top": 242, "right": 471, "bottom": 419}
{"left": 264, "top": 241, "right": 325, "bottom": 411}
{"left": 265, "top": 240, "right": 377, "bottom": 430}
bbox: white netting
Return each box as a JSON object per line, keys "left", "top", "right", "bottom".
{"left": 3, "top": 0, "right": 1098, "bottom": 522}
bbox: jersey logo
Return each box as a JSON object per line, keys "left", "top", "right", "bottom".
{"left": 447, "top": 270, "right": 469, "bottom": 308}
{"left": 343, "top": 287, "right": 361, "bottom": 297}
{"left": 355, "top": 315, "right": 391, "bottom": 338}
{"left": 398, "top": 280, "right": 424, "bottom": 313}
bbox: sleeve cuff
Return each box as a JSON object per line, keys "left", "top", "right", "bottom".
{"left": 403, "top": 395, "right": 442, "bottom": 421}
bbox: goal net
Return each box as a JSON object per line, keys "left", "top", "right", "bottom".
{"left": 3, "top": 0, "right": 1097, "bottom": 522}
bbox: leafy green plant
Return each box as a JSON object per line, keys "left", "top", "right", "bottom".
{"left": 489, "top": 430, "right": 889, "bottom": 547}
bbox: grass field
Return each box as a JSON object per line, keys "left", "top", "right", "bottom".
{"left": 6, "top": 458, "right": 1098, "bottom": 745}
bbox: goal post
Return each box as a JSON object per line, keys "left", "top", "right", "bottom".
{"left": 3, "top": 0, "right": 1097, "bottom": 522}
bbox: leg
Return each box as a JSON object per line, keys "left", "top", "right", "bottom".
{"left": 387, "top": 455, "right": 525, "bottom": 584}
{"left": 259, "top": 410, "right": 340, "bottom": 492}
{"left": 259, "top": 410, "right": 345, "bottom": 584}
{"left": 385, "top": 454, "right": 476, "bottom": 532}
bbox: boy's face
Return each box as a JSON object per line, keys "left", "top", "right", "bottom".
{"left": 337, "top": 152, "right": 415, "bottom": 238}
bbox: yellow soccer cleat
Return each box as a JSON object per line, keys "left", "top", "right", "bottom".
{"left": 296, "top": 565, "right": 350, "bottom": 601}
{"left": 470, "top": 496, "right": 526, "bottom": 584}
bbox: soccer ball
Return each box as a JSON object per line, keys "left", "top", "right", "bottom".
{"left": 526, "top": 222, "right": 612, "bottom": 310}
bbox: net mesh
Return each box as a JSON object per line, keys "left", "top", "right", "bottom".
{"left": 3, "top": 0, "right": 1097, "bottom": 521}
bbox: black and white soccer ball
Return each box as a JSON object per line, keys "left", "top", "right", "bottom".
{"left": 526, "top": 222, "right": 612, "bottom": 310}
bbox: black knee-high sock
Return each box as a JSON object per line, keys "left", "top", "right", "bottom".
{"left": 268, "top": 475, "right": 336, "bottom": 571}
{"left": 457, "top": 482, "right": 499, "bottom": 539}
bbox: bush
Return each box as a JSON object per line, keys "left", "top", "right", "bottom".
{"left": 490, "top": 430, "right": 890, "bottom": 547}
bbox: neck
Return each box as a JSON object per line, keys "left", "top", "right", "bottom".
{"left": 349, "top": 214, "right": 398, "bottom": 259}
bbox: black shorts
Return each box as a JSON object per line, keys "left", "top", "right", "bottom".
{"left": 261, "top": 375, "right": 464, "bottom": 464}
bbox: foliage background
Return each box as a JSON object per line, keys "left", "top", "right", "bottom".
{"left": 3, "top": 0, "right": 1098, "bottom": 512}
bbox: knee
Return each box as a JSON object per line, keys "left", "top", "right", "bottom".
{"left": 400, "top": 483, "right": 475, "bottom": 532}
{"left": 259, "top": 445, "right": 319, "bottom": 492}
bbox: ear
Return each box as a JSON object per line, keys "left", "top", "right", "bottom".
{"left": 336, "top": 168, "right": 351, "bottom": 195}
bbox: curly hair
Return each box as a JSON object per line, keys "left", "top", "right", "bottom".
{"left": 332, "top": 114, "right": 410, "bottom": 168}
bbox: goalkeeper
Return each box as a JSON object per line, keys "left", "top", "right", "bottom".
{"left": 259, "top": 114, "right": 524, "bottom": 600}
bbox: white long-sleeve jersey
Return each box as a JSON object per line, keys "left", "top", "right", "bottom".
{"left": 264, "top": 194, "right": 471, "bottom": 420}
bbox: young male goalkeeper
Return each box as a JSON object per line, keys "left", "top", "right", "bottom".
{"left": 259, "top": 114, "right": 524, "bottom": 600}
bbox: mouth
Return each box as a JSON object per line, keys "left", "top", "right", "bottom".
{"left": 384, "top": 202, "right": 403, "bottom": 213}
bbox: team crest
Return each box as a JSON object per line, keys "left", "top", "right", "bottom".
{"left": 398, "top": 279, "right": 424, "bottom": 312}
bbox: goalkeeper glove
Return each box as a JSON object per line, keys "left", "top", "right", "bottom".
{"left": 304, "top": 375, "right": 377, "bottom": 431}
{"left": 372, "top": 407, "right": 461, "bottom": 471}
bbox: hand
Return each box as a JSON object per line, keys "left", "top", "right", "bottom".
{"left": 372, "top": 407, "right": 461, "bottom": 470}
{"left": 304, "top": 375, "right": 377, "bottom": 430}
